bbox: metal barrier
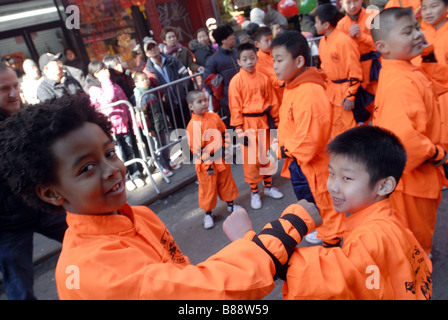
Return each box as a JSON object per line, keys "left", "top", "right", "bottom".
{"left": 136, "top": 72, "right": 204, "bottom": 171}
{"left": 101, "top": 100, "right": 161, "bottom": 194}
{"left": 307, "top": 36, "right": 323, "bottom": 67}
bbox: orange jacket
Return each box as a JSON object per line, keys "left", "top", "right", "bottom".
{"left": 228, "top": 68, "right": 279, "bottom": 130}
{"left": 336, "top": 7, "right": 380, "bottom": 88}
{"left": 277, "top": 67, "right": 332, "bottom": 195}
{"left": 318, "top": 29, "right": 363, "bottom": 105}
{"left": 373, "top": 59, "right": 446, "bottom": 199}
{"left": 283, "top": 199, "right": 432, "bottom": 300}
{"left": 256, "top": 50, "right": 285, "bottom": 103}
{"left": 55, "top": 203, "right": 318, "bottom": 300}
{"left": 186, "top": 112, "right": 229, "bottom": 173}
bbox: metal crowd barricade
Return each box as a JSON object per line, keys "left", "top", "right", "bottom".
{"left": 101, "top": 100, "right": 161, "bottom": 194}
{"left": 136, "top": 72, "right": 204, "bottom": 175}
{"left": 307, "top": 36, "right": 323, "bottom": 67}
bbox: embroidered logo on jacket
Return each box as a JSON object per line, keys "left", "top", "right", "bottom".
{"left": 160, "top": 228, "right": 186, "bottom": 264}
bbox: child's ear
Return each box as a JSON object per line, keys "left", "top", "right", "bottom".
{"left": 377, "top": 176, "right": 397, "bottom": 196}
{"left": 254, "top": 40, "right": 260, "bottom": 49}
{"left": 36, "top": 185, "right": 64, "bottom": 207}
{"left": 375, "top": 40, "right": 388, "bottom": 56}
{"left": 296, "top": 55, "right": 306, "bottom": 69}
{"left": 237, "top": 58, "right": 242, "bottom": 67}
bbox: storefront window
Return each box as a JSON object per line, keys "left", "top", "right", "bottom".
{"left": 67, "top": 0, "right": 139, "bottom": 68}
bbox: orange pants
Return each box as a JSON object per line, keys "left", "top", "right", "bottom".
{"left": 197, "top": 165, "right": 239, "bottom": 212}
{"left": 241, "top": 133, "right": 275, "bottom": 184}
{"left": 390, "top": 191, "right": 441, "bottom": 255}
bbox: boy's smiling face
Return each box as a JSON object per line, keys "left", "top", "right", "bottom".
{"left": 376, "top": 15, "right": 426, "bottom": 60}
{"left": 43, "top": 122, "right": 127, "bottom": 215}
{"left": 327, "top": 154, "right": 387, "bottom": 213}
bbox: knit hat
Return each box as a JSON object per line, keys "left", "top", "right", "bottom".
{"left": 212, "top": 25, "right": 234, "bottom": 46}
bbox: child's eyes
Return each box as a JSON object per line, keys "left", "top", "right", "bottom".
{"left": 80, "top": 163, "right": 95, "bottom": 175}
{"left": 106, "top": 148, "right": 117, "bottom": 159}
{"left": 343, "top": 176, "right": 353, "bottom": 181}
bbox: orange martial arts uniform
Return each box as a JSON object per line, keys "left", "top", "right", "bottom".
{"left": 373, "top": 58, "right": 448, "bottom": 254}
{"left": 55, "top": 202, "right": 319, "bottom": 299}
{"left": 229, "top": 68, "right": 279, "bottom": 185}
{"left": 336, "top": 6, "right": 381, "bottom": 98}
{"left": 318, "top": 29, "right": 363, "bottom": 139}
{"left": 186, "top": 112, "right": 238, "bottom": 212}
{"left": 283, "top": 199, "right": 433, "bottom": 300}
{"left": 278, "top": 67, "right": 345, "bottom": 245}
{"left": 256, "top": 49, "right": 285, "bottom": 105}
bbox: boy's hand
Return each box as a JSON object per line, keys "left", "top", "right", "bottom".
{"left": 296, "top": 199, "right": 323, "bottom": 229}
{"left": 349, "top": 24, "right": 361, "bottom": 39}
{"left": 343, "top": 99, "right": 355, "bottom": 111}
{"left": 223, "top": 208, "right": 253, "bottom": 242}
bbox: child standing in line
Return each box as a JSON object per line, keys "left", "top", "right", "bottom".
{"left": 133, "top": 71, "right": 178, "bottom": 177}
{"left": 0, "top": 94, "right": 323, "bottom": 299}
{"left": 228, "top": 42, "right": 284, "bottom": 210}
{"left": 315, "top": 4, "right": 365, "bottom": 139}
{"left": 337, "top": 0, "right": 381, "bottom": 98}
{"left": 186, "top": 90, "right": 240, "bottom": 229}
{"left": 370, "top": 7, "right": 448, "bottom": 254}
{"left": 420, "top": 0, "right": 448, "bottom": 150}
{"left": 271, "top": 31, "right": 345, "bottom": 247}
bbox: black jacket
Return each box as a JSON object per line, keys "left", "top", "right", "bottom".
{"left": 36, "top": 75, "right": 84, "bottom": 103}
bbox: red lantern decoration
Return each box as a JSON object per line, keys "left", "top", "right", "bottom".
{"left": 278, "top": 0, "right": 299, "bottom": 18}
{"left": 132, "top": 0, "right": 146, "bottom": 6}
{"left": 119, "top": 0, "right": 132, "bottom": 8}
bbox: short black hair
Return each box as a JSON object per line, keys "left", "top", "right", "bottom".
{"left": 186, "top": 90, "right": 203, "bottom": 105}
{"left": 254, "top": 26, "right": 273, "bottom": 42}
{"left": 315, "top": 3, "right": 342, "bottom": 27}
{"left": 0, "top": 95, "right": 113, "bottom": 214}
{"left": 370, "top": 7, "right": 415, "bottom": 42}
{"left": 270, "top": 30, "right": 310, "bottom": 65}
{"left": 87, "top": 59, "right": 105, "bottom": 76}
{"left": 236, "top": 42, "right": 257, "bottom": 59}
{"left": 327, "top": 126, "right": 407, "bottom": 188}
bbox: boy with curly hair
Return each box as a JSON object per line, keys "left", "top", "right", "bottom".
{"left": 0, "top": 95, "right": 322, "bottom": 299}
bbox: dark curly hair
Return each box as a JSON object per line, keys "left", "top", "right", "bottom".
{"left": 0, "top": 95, "right": 113, "bottom": 214}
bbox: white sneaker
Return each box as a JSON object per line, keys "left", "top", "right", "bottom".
{"left": 304, "top": 230, "right": 323, "bottom": 244}
{"left": 133, "top": 178, "right": 145, "bottom": 188}
{"left": 228, "top": 204, "right": 242, "bottom": 213}
{"left": 204, "top": 214, "right": 214, "bottom": 229}
{"left": 264, "top": 187, "right": 284, "bottom": 199}
{"left": 251, "top": 193, "right": 262, "bottom": 209}
{"left": 170, "top": 161, "right": 181, "bottom": 170}
{"left": 126, "top": 180, "right": 136, "bottom": 192}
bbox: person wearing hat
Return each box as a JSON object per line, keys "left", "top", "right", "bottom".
{"left": 202, "top": 24, "right": 239, "bottom": 127}
{"left": 206, "top": 17, "right": 217, "bottom": 30}
{"left": 36, "top": 52, "right": 84, "bottom": 103}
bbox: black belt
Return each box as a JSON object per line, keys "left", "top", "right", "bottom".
{"left": 243, "top": 105, "right": 276, "bottom": 129}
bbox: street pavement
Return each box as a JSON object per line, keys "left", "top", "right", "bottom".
{"left": 1, "top": 156, "right": 447, "bottom": 300}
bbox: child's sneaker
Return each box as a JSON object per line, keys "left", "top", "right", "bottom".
{"left": 133, "top": 178, "right": 145, "bottom": 189}
{"left": 264, "top": 187, "right": 284, "bottom": 199}
{"left": 251, "top": 193, "right": 262, "bottom": 209}
{"left": 227, "top": 204, "right": 242, "bottom": 213}
{"left": 162, "top": 168, "right": 174, "bottom": 177}
{"left": 204, "top": 214, "right": 214, "bottom": 229}
{"left": 304, "top": 230, "right": 322, "bottom": 244}
{"left": 125, "top": 180, "right": 136, "bottom": 192}
{"left": 170, "top": 161, "right": 181, "bottom": 170}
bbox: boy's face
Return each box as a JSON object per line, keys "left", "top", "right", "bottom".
{"left": 135, "top": 74, "right": 149, "bottom": 89}
{"left": 189, "top": 92, "right": 208, "bottom": 116}
{"left": 272, "top": 45, "right": 305, "bottom": 81}
{"left": 421, "top": 0, "right": 448, "bottom": 27}
{"left": 237, "top": 49, "right": 258, "bottom": 73}
{"left": 342, "top": 0, "right": 364, "bottom": 16}
{"left": 44, "top": 122, "right": 127, "bottom": 215}
{"left": 327, "top": 154, "right": 383, "bottom": 213}
{"left": 146, "top": 44, "right": 160, "bottom": 59}
{"left": 271, "top": 24, "right": 283, "bottom": 37}
{"left": 377, "top": 15, "right": 425, "bottom": 60}
{"left": 255, "top": 34, "right": 273, "bottom": 54}
{"left": 314, "top": 16, "right": 327, "bottom": 36}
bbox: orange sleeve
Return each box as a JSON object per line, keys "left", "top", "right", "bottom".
{"left": 228, "top": 74, "right": 244, "bottom": 128}
{"left": 343, "top": 37, "right": 363, "bottom": 101}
